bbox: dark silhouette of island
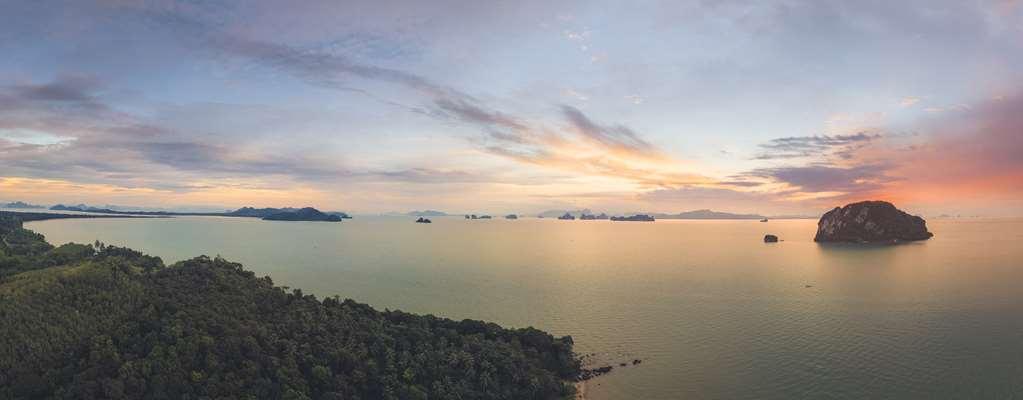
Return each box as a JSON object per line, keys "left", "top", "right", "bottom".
{"left": 648, "top": 209, "right": 766, "bottom": 220}
{"left": 540, "top": 208, "right": 766, "bottom": 220}
{"left": 407, "top": 210, "right": 447, "bottom": 217}
{"left": 538, "top": 209, "right": 592, "bottom": 218}
{"left": 414, "top": 217, "right": 432, "bottom": 223}
{"left": 45, "top": 205, "right": 353, "bottom": 221}
{"left": 261, "top": 207, "right": 342, "bottom": 222}
{"left": 764, "top": 234, "right": 779, "bottom": 243}
{"left": 51, "top": 204, "right": 126, "bottom": 213}
{"left": 0, "top": 215, "right": 581, "bottom": 399}
{"left": 0, "top": 211, "right": 160, "bottom": 223}
{"left": 557, "top": 212, "right": 576, "bottom": 220}
{"left": 505, "top": 214, "right": 518, "bottom": 219}
{"left": 2, "top": 201, "right": 44, "bottom": 209}
{"left": 611, "top": 214, "right": 655, "bottom": 222}
{"left": 814, "top": 201, "right": 933, "bottom": 243}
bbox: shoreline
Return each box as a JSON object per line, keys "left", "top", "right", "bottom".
{"left": 575, "top": 380, "right": 588, "bottom": 400}
{"left": 0, "top": 210, "right": 163, "bottom": 223}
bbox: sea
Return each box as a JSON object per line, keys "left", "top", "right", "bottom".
{"left": 21, "top": 213, "right": 1023, "bottom": 399}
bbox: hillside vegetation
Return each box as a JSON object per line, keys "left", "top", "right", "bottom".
{"left": 0, "top": 215, "right": 579, "bottom": 399}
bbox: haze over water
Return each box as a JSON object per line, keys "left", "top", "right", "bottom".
{"left": 26, "top": 216, "right": 1023, "bottom": 399}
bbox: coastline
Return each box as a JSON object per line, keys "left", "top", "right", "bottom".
{"left": 575, "top": 380, "right": 588, "bottom": 400}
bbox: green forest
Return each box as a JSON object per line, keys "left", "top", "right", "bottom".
{"left": 0, "top": 214, "right": 580, "bottom": 399}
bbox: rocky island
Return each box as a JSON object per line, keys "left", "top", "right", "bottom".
{"left": 814, "top": 201, "right": 933, "bottom": 243}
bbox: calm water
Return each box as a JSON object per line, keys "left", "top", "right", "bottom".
{"left": 26, "top": 216, "right": 1023, "bottom": 399}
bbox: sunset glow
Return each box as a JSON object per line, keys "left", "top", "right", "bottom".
{"left": 1, "top": 1, "right": 1021, "bottom": 216}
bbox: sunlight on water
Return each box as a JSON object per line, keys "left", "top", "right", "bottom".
{"left": 27, "top": 216, "right": 1023, "bottom": 399}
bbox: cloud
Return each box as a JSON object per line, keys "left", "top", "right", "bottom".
{"left": 194, "top": 19, "right": 705, "bottom": 189}
{"left": 754, "top": 132, "right": 882, "bottom": 160}
{"left": 10, "top": 75, "right": 105, "bottom": 106}
{"left": 871, "top": 91, "right": 1023, "bottom": 207}
{"left": 742, "top": 164, "right": 896, "bottom": 194}
{"left": 433, "top": 98, "right": 527, "bottom": 131}
{"left": 560, "top": 105, "right": 656, "bottom": 155}
{"left": 899, "top": 97, "right": 921, "bottom": 107}
{"left": 210, "top": 34, "right": 460, "bottom": 99}
{"left": 740, "top": 91, "right": 1023, "bottom": 213}
{"left": 0, "top": 76, "right": 352, "bottom": 191}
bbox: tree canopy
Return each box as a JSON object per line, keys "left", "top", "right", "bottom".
{"left": 0, "top": 215, "right": 579, "bottom": 399}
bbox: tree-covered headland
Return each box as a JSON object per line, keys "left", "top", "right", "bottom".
{"left": 0, "top": 214, "right": 580, "bottom": 399}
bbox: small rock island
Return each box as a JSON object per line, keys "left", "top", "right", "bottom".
{"left": 814, "top": 201, "right": 933, "bottom": 243}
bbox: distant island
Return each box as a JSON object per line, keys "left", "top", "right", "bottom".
{"left": 45, "top": 204, "right": 352, "bottom": 221}
{"left": 0, "top": 211, "right": 160, "bottom": 223}
{"left": 558, "top": 212, "right": 576, "bottom": 220}
{"left": 261, "top": 207, "right": 342, "bottom": 222}
{"left": 611, "top": 214, "right": 655, "bottom": 222}
{"left": 647, "top": 209, "right": 766, "bottom": 220}
{"left": 505, "top": 214, "right": 518, "bottom": 219}
{"left": 538, "top": 209, "right": 593, "bottom": 218}
{"left": 0, "top": 214, "right": 581, "bottom": 399}
{"left": 415, "top": 217, "right": 432, "bottom": 223}
{"left": 540, "top": 209, "right": 769, "bottom": 220}
{"left": 51, "top": 204, "right": 124, "bottom": 213}
{"left": 2, "top": 201, "right": 44, "bottom": 209}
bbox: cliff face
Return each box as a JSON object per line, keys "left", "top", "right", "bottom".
{"left": 814, "top": 201, "right": 933, "bottom": 243}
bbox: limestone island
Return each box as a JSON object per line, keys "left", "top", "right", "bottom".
{"left": 814, "top": 201, "right": 933, "bottom": 243}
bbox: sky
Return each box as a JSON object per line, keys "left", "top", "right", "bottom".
{"left": 1, "top": 0, "right": 1021, "bottom": 216}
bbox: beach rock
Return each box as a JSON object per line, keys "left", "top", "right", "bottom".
{"left": 814, "top": 201, "right": 933, "bottom": 243}
{"left": 578, "top": 365, "right": 613, "bottom": 381}
{"left": 764, "top": 234, "right": 779, "bottom": 243}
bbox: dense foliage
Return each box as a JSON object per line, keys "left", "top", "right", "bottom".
{"left": 0, "top": 216, "right": 579, "bottom": 399}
